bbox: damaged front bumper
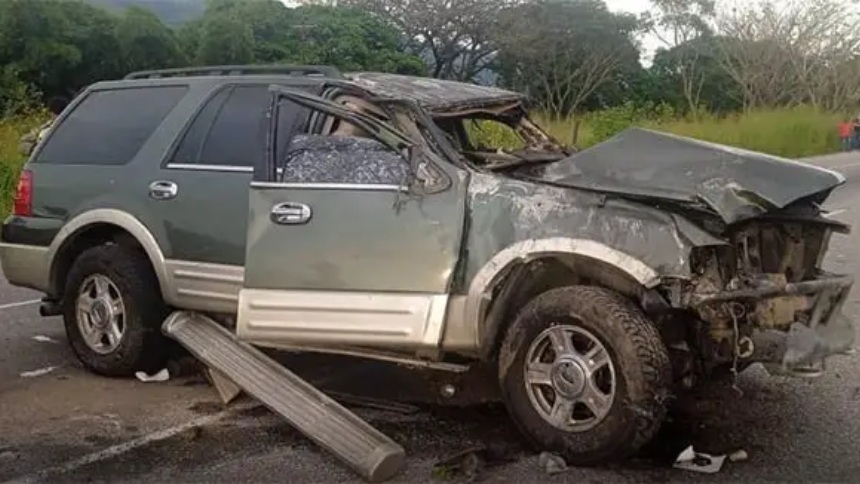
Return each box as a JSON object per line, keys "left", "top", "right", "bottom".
{"left": 691, "top": 274, "right": 856, "bottom": 376}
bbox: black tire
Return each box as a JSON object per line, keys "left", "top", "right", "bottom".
{"left": 498, "top": 285, "right": 672, "bottom": 465}
{"left": 62, "top": 243, "right": 171, "bottom": 377}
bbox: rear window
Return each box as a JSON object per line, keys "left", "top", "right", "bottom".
{"left": 35, "top": 85, "right": 188, "bottom": 165}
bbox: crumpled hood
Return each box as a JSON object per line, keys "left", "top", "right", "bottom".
{"left": 522, "top": 128, "right": 846, "bottom": 224}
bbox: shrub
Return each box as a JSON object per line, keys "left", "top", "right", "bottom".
{"left": 0, "top": 113, "right": 49, "bottom": 218}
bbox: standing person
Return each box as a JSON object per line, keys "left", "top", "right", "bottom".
{"left": 839, "top": 118, "right": 853, "bottom": 151}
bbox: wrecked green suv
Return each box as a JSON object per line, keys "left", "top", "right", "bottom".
{"left": 2, "top": 65, "right": 855, "bottom": 465}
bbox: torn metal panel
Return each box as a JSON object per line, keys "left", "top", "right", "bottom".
{"left": 750, "top": 313, "right": 855, "bottom": 375}
{"left": 525, "top": 127, "right": 845, "bottom": 225}
{"left": 345, "top": 72, "right": 524, "bottom": 112}
{"left": 459, "top": 172, "right": 725, "bottom": 295}
{"left": 456, "top": 171, "right": 728, "bottom": 353}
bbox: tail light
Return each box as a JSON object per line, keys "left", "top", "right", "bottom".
{"left": 12, "top": 169, "right": 32, "bottom": 217}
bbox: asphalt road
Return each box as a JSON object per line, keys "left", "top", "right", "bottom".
{"left": 4, "top": 152, "right": 860, "bottom": 483}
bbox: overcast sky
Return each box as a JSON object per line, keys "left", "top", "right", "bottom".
{"left": 603, "top": 0, "right": 660, "bottom": 60}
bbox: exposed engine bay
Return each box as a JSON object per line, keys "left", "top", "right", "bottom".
{"left": 678, "top": 217, "right": 854, "bottom": 383}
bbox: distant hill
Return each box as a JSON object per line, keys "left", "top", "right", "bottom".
{"left": 85, "top": 0, "right": 207, "bottom": 25}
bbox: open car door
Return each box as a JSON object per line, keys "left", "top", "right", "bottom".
{"left": 236, "top": 85, "right": 466, "bottom": 353}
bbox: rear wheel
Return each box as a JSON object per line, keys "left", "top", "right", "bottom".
{"left": 498, "top": 285, "right": 672, "bottom": 465}
{"left": 62, "top": 244, "right": 170, "bottom": 377}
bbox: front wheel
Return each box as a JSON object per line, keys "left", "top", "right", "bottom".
{"left": 498, "top": 285, "right": 672, "bottom": 465}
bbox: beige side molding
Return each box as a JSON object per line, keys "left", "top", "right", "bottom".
{"left": 47, "top": 209, "right": 173, "bottom": 302}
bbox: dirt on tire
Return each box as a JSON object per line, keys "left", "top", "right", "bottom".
{"left": 497, "top": 285, "right": 673, "bottom": 466}
{"left": 62, "top": 243, "right": 171, "bottom": 377}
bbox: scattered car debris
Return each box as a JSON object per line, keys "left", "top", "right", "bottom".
{"left": 135, "top": 368, "right": 170, "bottom": 383}
{"left": 433, "top": 446, "right": 487, "bottom": 481}
{"left": 538, "top": 452, "right": 568, "bottom": 475}
{"left": 729, "top": 449, "right": 749, "bottom": 462}
{"left": 673, "top": 445, "right": 726, "bottom": 474}
{"left": 32, "top": 335, "right": 58, "bottom": 344}
{"left": 19, "top": 366, "right": 59, "bottom": 378}
{"left": 206, "top": 367, "right": 242, "bottom": 404}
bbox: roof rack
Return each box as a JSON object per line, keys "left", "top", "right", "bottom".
{"left": 123, "top": 64, "right": 343, "bottom": 80}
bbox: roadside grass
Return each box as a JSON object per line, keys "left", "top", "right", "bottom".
{"left": 535, "top": 106, "right": 841, "bottom": 158}
{"left": 647, "top": 106, "right": 843, "bottom": 159}
{"left": 477, "top": 105, "right": 842, "bottom": 159}
{"left": 0, "top": 114, "right": 47, "bottom": 218}
{"left": 0, "top": 105, "right": 843, "bottom": 218}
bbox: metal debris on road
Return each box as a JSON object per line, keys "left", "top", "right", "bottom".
{"left": 19, "top": 366, "right": 59, "bottom": 378}
{"left": 162, "top": 310, "right": 406, "bottom": 483}
{"left": 433, "top": 446, "right": 487, "bottom": 481}
{"left": 729, "top": 449, "right": 749, "bottom": 462}
{"left": 206, "top": 367, "right": 242, "bottom": 404}
{"left": 135, "top": 368, "right": 170, "bottom": 382}
{"left": 673, "top": 445, "right": 726, "bottom": 474}
{"left": 31, "top": 335, "right": 58, "bottom": 343}
{"left": 538, "top": 452, "right": 568, "bottom": 475}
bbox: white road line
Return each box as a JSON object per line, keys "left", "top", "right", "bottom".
{"left": 0, "top": 299, "right": 40, "bottom": 311}
{"left": 3, "top": 412, "right": 230, "bottom": 484}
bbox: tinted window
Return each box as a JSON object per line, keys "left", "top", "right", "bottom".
{"left": 171, "top": 85, "right": 308, "bottom": 168}
{"left": 169, "top": 87, "right": 231, "bottom": 165}
{"left": 36, "top": 86, "right": 187, "bottom": 165}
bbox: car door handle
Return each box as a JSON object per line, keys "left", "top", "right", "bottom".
{"left": 271, "top": 202, "right": 312, "bottom": 225}
{"left": 149, "top": 180, "right": 178, "bottom": 201}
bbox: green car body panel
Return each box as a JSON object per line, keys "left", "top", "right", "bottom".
{"left": 1, "top": 67, "right": 855, "bottom": 372}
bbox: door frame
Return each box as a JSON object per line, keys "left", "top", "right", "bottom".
{"left": 236, "top": 84, "right": 468, "bottom": 355}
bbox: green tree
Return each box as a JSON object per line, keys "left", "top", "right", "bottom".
{"left": 642, "top": 0, "right": 716, "bottom": 116}
{"left": 0, "top": 0, "right": 123, "bottom": 100}
{"left": 650, "top": 35, "right": 741, "bottom": 114}
{"left": 0, "top": 65, "right": 42, "bottom": 117}
{"left": 286, "top": 5, "right": 426, "bottom": 74}
{"left": 195, "top": 10, "right": 255, "bottom": 64}
{"left": 343, "top": 0, "right": 514, "bottom": 81}
{"left": 493, "top": 0, "right": 640, "bottom": 142}
{"left": 185, "top": 0, "right": 425, "bottom": 73}
{"left": 115, "top": 6, "right": 186, "bottom": 74}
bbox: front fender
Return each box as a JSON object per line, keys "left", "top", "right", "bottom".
{"left": 451, "top": 172, "right": 724, "bottom": 358}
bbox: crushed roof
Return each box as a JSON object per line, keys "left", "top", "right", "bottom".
{"left": 345, "top": 72, "right": 524, "bottom": 111}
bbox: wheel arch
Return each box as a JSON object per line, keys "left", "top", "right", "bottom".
{"left": 47, "top": 209, "right": 171, "bottom": 302}
{"left": 466, "top": 238, "right": 669, "bottom": 360}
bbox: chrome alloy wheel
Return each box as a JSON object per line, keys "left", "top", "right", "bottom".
{"left": 523, "top": 324, "right": 617, "bottom": 432}
{"left": 75, "top": 274, "right": 126, "bottom": 354}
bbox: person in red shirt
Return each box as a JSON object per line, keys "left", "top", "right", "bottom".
{"left": 839, "top": 119, "right": 854, "bottom": 151}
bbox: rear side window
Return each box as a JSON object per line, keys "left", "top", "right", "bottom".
{"left": 35, "top": 86, "right": 187, "bottom": 166}
{"left": 169, "top": 84, "right": 310, "bottom": 168}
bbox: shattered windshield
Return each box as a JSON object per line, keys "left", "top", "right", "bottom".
{"left": 433, "top": 106, "right": 571, "bottom": 170}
